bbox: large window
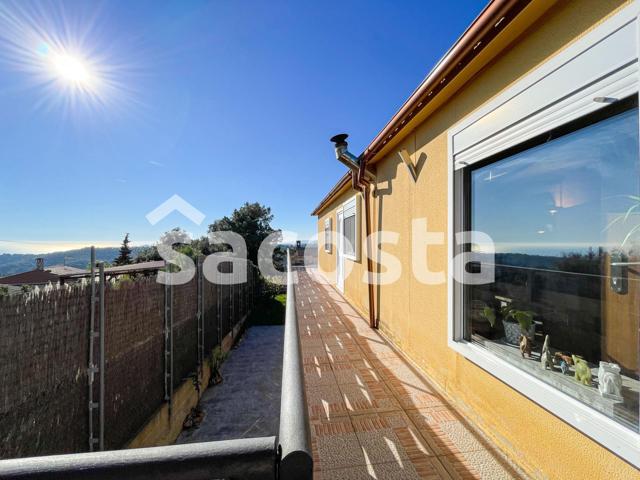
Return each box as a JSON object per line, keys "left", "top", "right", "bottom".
{"left": 460, "top": 99, "right": 639, "bottom": 433}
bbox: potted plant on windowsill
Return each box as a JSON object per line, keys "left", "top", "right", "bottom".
{"left": 502, "top": 308, "right": 536, "bottom": 345}
{"left": 480, "top": 304, "right": 535, "bottom": 345}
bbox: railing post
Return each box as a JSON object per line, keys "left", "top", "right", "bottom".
{"left": 98, "top": 262, "right": 105, "bottom": 451}
{"left": 197, "top": 256, "right": 204, "bottom": 372}
{"left": 163, "top": 262, "right": 173, "bottom": 414}
{"left": 88, "top": 247, "right": 97, "bottom": 451}
{"left": 216, "top": 266, "right": 221, "bottom": 347}
{"left": 87, "top": 259, "right": 105, "bottom": 451}
{"left": 231, "top": 266, "right": 235, "bottom": 332}
{"left": 278, "top": 250, "right": 312, "bottom": 479}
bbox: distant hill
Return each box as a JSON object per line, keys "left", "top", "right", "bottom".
{"left": 494, "top": 252, "right": 559, "bottom": 269}
{"left": 0, "top": 246, "right": 145, "bottom": 277}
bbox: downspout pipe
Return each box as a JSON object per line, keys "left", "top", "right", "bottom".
{"left": 361, "top": 182, "right": 376, "bottom": 329}
{"left": 330, "top": 134, "right": 377, "bottom": 329}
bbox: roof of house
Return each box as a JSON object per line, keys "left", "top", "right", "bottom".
{"left": 46, "top": 265, "right": 88, "bottom": 276}
{"left": 0, "top": 269, "right": 61, "bottom": 286}
{"left": 312, "top": 0, "right": 548, "bottom": 216}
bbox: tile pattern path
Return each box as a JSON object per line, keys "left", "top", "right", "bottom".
{"left": 296, "top": 269, "right": 528, "bottom": 480}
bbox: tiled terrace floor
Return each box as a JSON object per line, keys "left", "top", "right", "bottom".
{"left": 295, "top": 268, "right": 528, "bottom": 480}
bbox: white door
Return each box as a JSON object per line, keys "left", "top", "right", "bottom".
{"left": 336, "top": 210, "right": 344, "bottom": 292}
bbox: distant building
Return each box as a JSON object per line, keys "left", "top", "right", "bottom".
{"left": 0, "top": 258, "right": 166, "bottom": 289}
{"left": 46, "top": 265, "right": 88, "bottom": 276}
{"left": 0, "top": 258, "right": 86, "bottom": 287}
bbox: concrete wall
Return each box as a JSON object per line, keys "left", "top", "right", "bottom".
{"left": 315, "top": 1, "right": 639, "bottom": 479}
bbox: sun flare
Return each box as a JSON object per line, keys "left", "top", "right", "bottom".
{"left": 51, "top": 53, "right": 92, "bottom": 85}
{"left": 0, "top": 2, "right": 135, "bottom": 116}
{"left": 38, "top": 43, "right": 103, "bottom": 98}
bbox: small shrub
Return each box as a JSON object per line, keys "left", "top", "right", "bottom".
{"left": 209, "top": 346, "right": 227, "bottom": 386}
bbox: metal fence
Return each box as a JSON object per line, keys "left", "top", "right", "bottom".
{"left": 0, "top": 250, "right": 312, "bottom": 480}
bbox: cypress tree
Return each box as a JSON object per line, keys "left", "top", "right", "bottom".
{"left": 113, "top": 233, "right": 133, "bottom": 266}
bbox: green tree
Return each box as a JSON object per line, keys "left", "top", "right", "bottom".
{"left": 134, "top": 229, "right": 211, "bottom": 264}
{"left": 113, "top": 233, "right": 133, "bottom": 266}
{"left": 190, "top": 235, "right": 212, "bottom": 256}
{"left": 208, "top": 202, "right": 280, "bottom": 265}
{"left": 134, "top": 245, "right": 161, "bottom": 263}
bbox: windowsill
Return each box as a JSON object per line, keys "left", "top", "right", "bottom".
{"left": 343, "top": 254, "right": 357, "bottom": 262}
{"left": 448, "top": 336, "right": 640, "bottom": 467}
{"left": 472, "top": 334, "right": 639, "bottom": 432}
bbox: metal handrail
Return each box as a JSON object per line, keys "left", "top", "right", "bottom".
{"left": 0, "top": 252, "right": 313, "bottom": 480}
{"left": 277, "top": 250, "right": 313, "bottom": 479}
{"left": 0, "top": 437, "right": 277, "bottom": 480}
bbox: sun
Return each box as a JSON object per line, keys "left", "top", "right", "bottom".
{"left": 51, "top": 53, "right": 92, "bottom": 85}
{"left": 38, "top": 42, "right": 100, "bottom": 94}
{"left": 34, "top": 41, "right": 113, "bottom": 112}
{"left": 37, "top": 44, "right": 105, "bottom": 108}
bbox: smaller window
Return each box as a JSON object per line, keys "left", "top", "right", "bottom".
{"left": 324, "top": 218, "right": 332, "bottom": 253}
{"left": 342, "top": 197, "right": 358, "bottom": 260}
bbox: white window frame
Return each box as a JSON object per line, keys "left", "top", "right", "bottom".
{"left": 338, "top": 195, "right": 360, "bottom": 262}
{"left": 447, "top": 2, "right": 640, "bottom": 468}
{"left": 324, "top": 217, "right": 332, "bottom": 253}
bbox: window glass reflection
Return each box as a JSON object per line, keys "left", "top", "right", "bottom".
{"left": 468, "top": 106, "right": 639, "bottom": 432}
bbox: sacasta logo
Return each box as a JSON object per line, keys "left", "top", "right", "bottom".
{"left": 145, "top": 194, "right": 205, "bottom": 226}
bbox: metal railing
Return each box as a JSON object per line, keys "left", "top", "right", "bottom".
{"left": 0, "top": 251, "right": 312, "bottom": 480}
{"left": 278, "top": 251, "right": 313, "bottom": 479}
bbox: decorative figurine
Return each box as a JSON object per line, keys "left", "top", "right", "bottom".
{"left": 540, "top": 335, "right": 553, "bottom": 370}
{"left": 554, "top": 352, "right": 573, "bottom": 365}
{"left": 597, "top": 362, "right": 623, "bottom": 401}
{"left": 572, "top": 355, "right": 592, "bottom": 386}
{"left": 559, "top": 360, "right": 570, "bottom": 375}
{"left": 519, "top": 334, "right": 532, "bottom": 358}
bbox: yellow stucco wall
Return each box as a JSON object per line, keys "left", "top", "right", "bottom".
{"left": 314, "top": 1, "right": 639, "bottom": 479}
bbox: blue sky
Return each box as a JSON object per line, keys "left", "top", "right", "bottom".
{"left": 0, "top": 0, "right": 485, "bottom": 253}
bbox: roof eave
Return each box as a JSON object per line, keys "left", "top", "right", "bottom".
{"left": 312, "top": 0, "right": 555, "bottom": 216}
{"left": 362, "top": 0, "right": 552, "bottom": 163}
{"left": 311, "top": 172, "right": 353, "bottom": 216}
